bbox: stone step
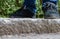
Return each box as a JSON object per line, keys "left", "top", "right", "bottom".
{"left": 0, "top": 18, "right": 60, "bottom": 36}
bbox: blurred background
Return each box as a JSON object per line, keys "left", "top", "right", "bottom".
{"left": 0, "top": 0, "right": 60, "bottom": 18}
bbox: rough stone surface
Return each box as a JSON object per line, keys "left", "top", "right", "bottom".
{"left": 0, "top": 18, "right": 60, "bottom": 36}
{"left": 1, "top": 33, "right": 60, "bottom": 39}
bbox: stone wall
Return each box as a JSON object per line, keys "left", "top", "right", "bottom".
{"left": 0, "top": 18, "right": 60, "bottom": 35}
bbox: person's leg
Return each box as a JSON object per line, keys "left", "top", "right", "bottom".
{"left": 10, "top": 0, "right": 36, "bottom": 18}
{"left": 23, "top": 0, "right": 37, "bottom": 18}
{"left": 42, "top": 0, "right": 60, "bottom": 19}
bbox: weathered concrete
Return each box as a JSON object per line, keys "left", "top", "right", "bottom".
{"left": 0, "top": 18, "right": 60, "bottom": 36}
{"left": 1, "top": 33, "right": 60, "bottom": 39}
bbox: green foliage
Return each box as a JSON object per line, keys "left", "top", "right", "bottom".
{"left": 0, "top": 0, "right": 60, "bottom": 18}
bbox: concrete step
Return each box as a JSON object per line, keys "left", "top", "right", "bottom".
{"left": 0, "top": 18, "right": 60, "bottom": 36}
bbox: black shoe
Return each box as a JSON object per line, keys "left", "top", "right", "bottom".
{"left": 44, "top": 10, "right": 60, "bottom": 19}
{"left": 42, "top": 2, "right": 60, "bottom": 19}
{"left": 10, "top": 6, "right": 36, "bottom": 18}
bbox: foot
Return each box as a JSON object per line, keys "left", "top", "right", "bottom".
{"left": 10, "top": 6, "right": 36, "bottom": 18}
{"left": 42, "top": 2, "right": 60, "bottom": 19}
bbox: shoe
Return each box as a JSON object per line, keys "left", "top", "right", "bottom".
{"left": 10, "top": 6, "right": 36, "bottom": 18}
{"left": 42, "top": 2, "right": 60, "bottom": 19}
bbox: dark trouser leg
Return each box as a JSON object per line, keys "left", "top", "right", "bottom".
{"left": 42, "top": 2, "right": 60, "bottom": 19}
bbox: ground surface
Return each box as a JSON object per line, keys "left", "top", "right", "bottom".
{"left": 0, "top": 33, "right": 60, "bottom": 39}
{"left": 0, "top": 18, "right": 60, "bottom": 39}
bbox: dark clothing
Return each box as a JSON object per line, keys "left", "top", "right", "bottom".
{"left": 23, "top": 0, "right": 36, "bottom": 13}
{"left": 10, "top": 0, "right": 59, "bottom": 18}
{"left": 23, "top": 0, "right": 58, "bottom": 14}
{"left": 42, "top": 0, "right": 58, "bottom": 4}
